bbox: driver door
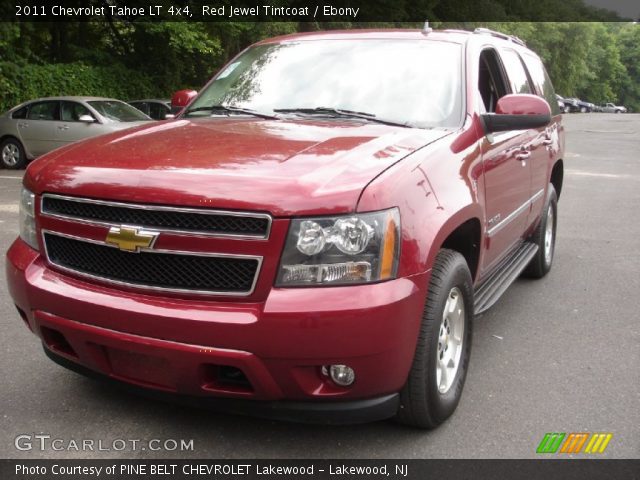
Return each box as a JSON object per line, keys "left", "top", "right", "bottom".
{"left": 478, "top": 48, "right": 533, "bottom": 275}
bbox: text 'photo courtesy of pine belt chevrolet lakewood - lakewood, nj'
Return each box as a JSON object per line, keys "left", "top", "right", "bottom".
{"left": 6, "top": 26, "right": 564, "bottom": 428}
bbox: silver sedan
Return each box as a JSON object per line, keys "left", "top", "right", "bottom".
{"left": 0, "top": 96, "right": 152, "bottom": 169}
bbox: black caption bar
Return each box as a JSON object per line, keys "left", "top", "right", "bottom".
{"left": 1, "top": 0, "right": 635, "bottom": 22}
{"left": 1, "top": 460, "right": 639, "bottom": 480}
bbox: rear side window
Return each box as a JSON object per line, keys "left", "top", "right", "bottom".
{"left": 522, "top": 53, "right": 560, "bottom": 115}
{"left": 27, "top": 101, "right": 59, "bottom": 121}
{"left": 130, "top": 102, "right": 149, "bottom": 115}
{"left": 12, "top": 106, "right": 28, "bottom": 119}
{"left": 499, "top": 49, "right": 532, "bottom": 95}
{"left": 149, "top": 102, "right": 169, "bottom": 119}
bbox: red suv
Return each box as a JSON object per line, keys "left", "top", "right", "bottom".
{"left": 6, "top": 28, "right": 564, "bottom": 428}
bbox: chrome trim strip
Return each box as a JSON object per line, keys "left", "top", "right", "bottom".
{"left": 40, "top": 193, "right": 272, "bottom": 241}
{"left": 487, "top": 189, "right": 544, "bottom": 237}
{"left": 41, "top": 229, "right": 263, "bottom": 297}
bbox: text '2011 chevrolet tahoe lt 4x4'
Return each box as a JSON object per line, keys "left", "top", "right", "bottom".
{"left": 6, "top": 27, "right": 564, "bottom": 428}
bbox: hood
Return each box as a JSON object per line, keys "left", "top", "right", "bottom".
{"left": 26, "top": 118, "right": 449, "bottom": 216}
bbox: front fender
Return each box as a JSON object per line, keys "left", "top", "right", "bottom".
{"left": 358, "top": 125, "right": 484, "bottom": 280}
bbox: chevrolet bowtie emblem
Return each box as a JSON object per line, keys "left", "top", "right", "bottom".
{"left": 105, "top": 226, "right": 158, "bottom": 252}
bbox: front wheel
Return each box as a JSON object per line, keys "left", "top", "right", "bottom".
{"left": 1, "top": 137, "right": 27, "bottom": 169}
{"left": 397, "top": 249, "right": 473, "bottom": 428}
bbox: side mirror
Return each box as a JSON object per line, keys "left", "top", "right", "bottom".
{"left": 171, "top": 89, "right": 197, "bottom": 114}
{"left": 78, "top": 114, "right": 95, "bottom": 123}
{"left": 481, "top": 94, "right": 551, "bottom": 133}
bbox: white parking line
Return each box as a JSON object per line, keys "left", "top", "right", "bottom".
{"left": 0, "top": 204, "right": 19, "bottom": 212}
{"left": 566, "top": 170, "right": 633, "bottom": 179}
{"left": 0, "top": 175, "right": 23, "bottom": 179}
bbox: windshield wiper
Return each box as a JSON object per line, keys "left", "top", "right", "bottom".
{"left": 185, "top": 104, "right": 279, "bottom": 120}
{"left": 273, "top": 107, "right": 410, "bottom": 128}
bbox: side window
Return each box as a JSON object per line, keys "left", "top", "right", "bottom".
{"left": 26, "top": 101, "right": 59, "bottom": 121}
{"left": 130, "top": 102, "right": 148, "bottom": 115}
{"left": 499, "top": 49, "right": 532, "bottom": 95}
{"left": 148, "top": 103, "right": 162, "bottom": 119}
{"left": 522, "top": 53, "right": 560, "bottom": 115}
{"left": 12, "top": 106, "right": 28, "bottom": 119}
{"left": 478, "top": 49, "right": 509, "bottom": 113}
{"left": 61, "top": 101, "right": 94, "bottom": 122}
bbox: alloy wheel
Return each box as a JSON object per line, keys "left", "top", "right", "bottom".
{"left": 2, "top": 144, "right": 20, "bottom": 167}
{"left": 436, "top": 287, "right": 465, "bottom": 394}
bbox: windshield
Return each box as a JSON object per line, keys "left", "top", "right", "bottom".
{"left": 88, "top": 100, "right": 150, "bottom": 122}
{"left": 186, "top": 39, "right": 463, "bottom": 129}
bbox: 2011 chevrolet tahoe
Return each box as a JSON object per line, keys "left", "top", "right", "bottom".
{"left": 6, "top": 27, "right": 564, "bottom": 428}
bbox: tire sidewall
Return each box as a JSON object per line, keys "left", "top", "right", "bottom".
{"left": 425, "top": 260, "right": 474, "bottom": 422}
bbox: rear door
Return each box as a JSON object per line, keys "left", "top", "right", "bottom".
{"left": 478, "top": 47, "right": 532, "bottom": 274}
{"left": 19, "top": 101, "right": 61, "bottom": 156}
{"left": 521, "top": 52, "right": 563, "bottom": 224}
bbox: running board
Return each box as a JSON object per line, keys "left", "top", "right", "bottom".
{"left": 474, "top": 242, "right": 538, "bottom": 315}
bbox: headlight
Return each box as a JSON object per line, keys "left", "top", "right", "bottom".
{"left": 19, "top": 187, "right": 39, "bottom": 251}
{"left": 276, "top": 208, "right": 400, "bottom": 286}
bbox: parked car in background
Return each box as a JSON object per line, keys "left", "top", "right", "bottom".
{"left": 575, "top": 99, "right": 595, "bottom": 113}
{"left": 600, "top": 102, "right": 627, "bottom": 113}
{"left": 561, "top": 96, "right": 579, "bottom": 113}
{"left": 555, "top": 94, "right": 566, "bottom": 113}
{"left": 0, "top": 97, "right": 152, "bottom": 169}
{"left": 129, "top": 99, "right": 172, "bottom": 120}
{"left": 6, "top": 28, "right": 564, "bottom": 428}
{"left": 559, "top": 97, "right": 594, "bottom": 113}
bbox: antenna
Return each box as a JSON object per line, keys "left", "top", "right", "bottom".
{"left": 422, "top": 20, "right": 433, "bottom": 35}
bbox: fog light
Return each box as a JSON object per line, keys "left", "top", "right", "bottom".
{"left": 326, "top": 364, "right": 355, "bottom": 387}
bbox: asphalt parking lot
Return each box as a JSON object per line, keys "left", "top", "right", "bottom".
{"left": 0, "top": 113, "right": 638, "bottom": 459}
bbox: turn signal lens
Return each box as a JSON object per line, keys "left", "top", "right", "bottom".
{"left": 19, "top": 187, "right": 38, "bottom": 251}
{"left": 380, "top": 214, "right": 398, "bottom": 280}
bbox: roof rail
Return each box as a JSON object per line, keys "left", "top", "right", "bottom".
{"left": 473, "top": 27, "right": 526, "bottom": 46}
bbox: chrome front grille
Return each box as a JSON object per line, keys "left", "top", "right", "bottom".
{"left": 41, "top": 194, "right": 271, "bottom": 239}
{"left": 43, "top": 231, "right": 262, "bottom": 295}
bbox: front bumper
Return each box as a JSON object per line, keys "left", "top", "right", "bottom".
{"left": 44, "top": 346, "right": 400, "bottom": 424}
{"left": 7, "top": 238, "right": 428, "bottom": 422}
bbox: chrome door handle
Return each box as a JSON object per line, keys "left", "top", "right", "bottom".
{"left": 57, "top": 125, "right": 69, "bottom": 130}
{"left": 17, "top": 122, "right": 28, "bottom": 128}
{"left": 516, "top": 151, "right": 531, "bottom": 161}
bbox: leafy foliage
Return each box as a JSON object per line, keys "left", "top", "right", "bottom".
{"left": 0, "top": 20, "right": 638, "bottom": 112}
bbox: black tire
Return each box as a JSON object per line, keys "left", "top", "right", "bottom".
{"left": 397, "top": 249, "right": 473, "bottom": 428}
{"left": 1, "top": 137, "right": 27, "bottom": 169}
{"left": 523, "top": 185, "right": 558, "bottom": 278}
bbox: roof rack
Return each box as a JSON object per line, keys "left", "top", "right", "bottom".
{"left": 473, "top": 27, "right": 526, "bottom": 47}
